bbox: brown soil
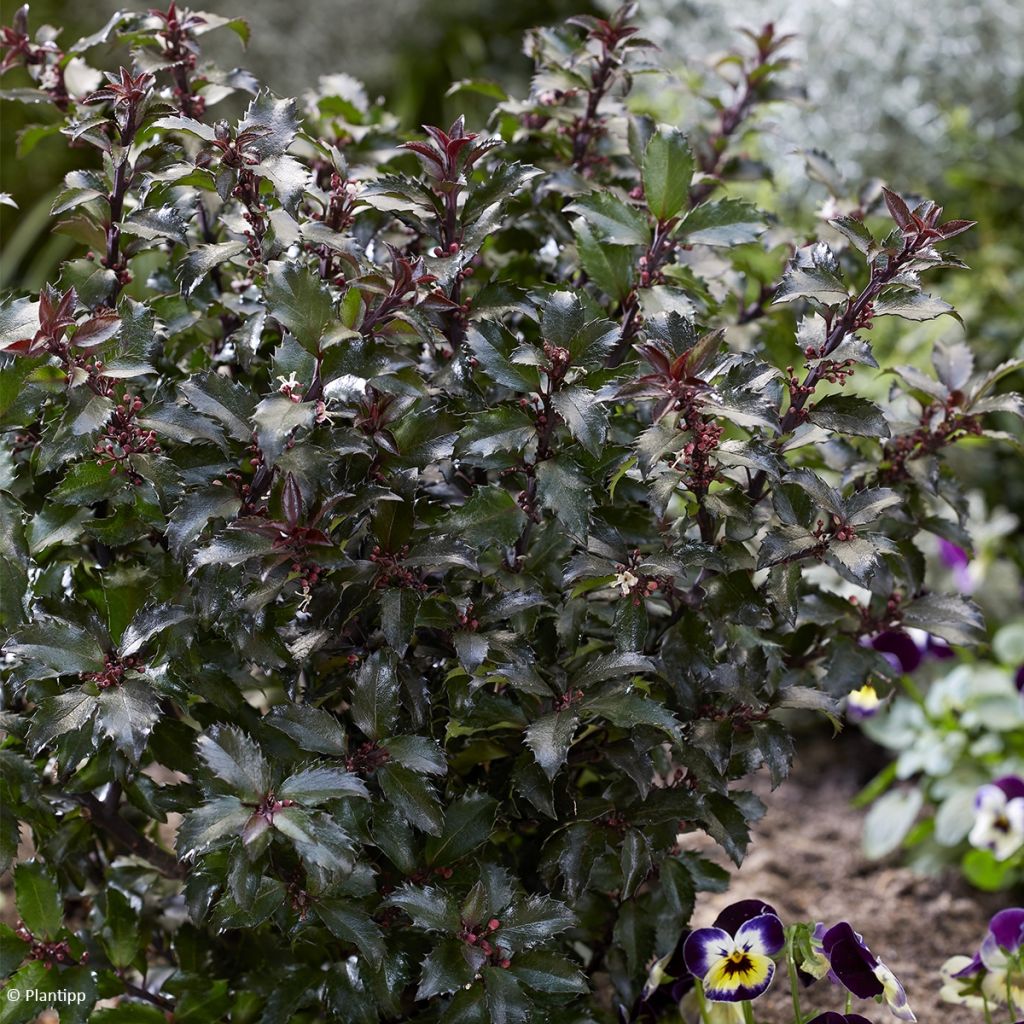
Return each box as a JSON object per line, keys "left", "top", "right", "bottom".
{"left": 683, "top": 734, "right": 1004, "bottom": 1024}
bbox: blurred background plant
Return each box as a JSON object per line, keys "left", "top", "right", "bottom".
{"left": 621, "top": 0, "right": 1024, "bottom": 535}
{"left": 0, "top": 0, "right": 599, "bottom": 291}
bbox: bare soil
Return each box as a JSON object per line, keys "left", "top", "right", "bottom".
{"left": 685, "top": 734, "right": 1004, "bottom": 1024}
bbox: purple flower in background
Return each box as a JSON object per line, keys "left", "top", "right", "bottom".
{"left": 867, "top": 629, "right": 952, "bottom": 674}
{"left": 683, "top": 900, "right": 784, "bottom": 1002}
{"left": 1016, "top": 664, "right": 1024, "bottom": 693}
{"left": 814, "top": 922, "right": 916, "bottom": 1020}
{"left": 946, "top": 909, "right": 1024, "bottom": 1012}
{"left": 969, "top": 777, "right": 1024, "bottom": 861}
{"left": 938, "top": 538, "right": 975, "bottom": 594}
{"left": 806, "top": 1015, "right": 874, "bottom": 1024}
{"left": 979, "top": 908, "right": 1024, "bottom": 969}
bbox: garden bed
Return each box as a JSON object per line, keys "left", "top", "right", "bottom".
{"left": 685, "top": 733, "right": 1003, "bottom": 1023}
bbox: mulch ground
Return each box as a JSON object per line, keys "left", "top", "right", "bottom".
{"left": 683, "top": 733, "right": 1005, "bottom": 1024}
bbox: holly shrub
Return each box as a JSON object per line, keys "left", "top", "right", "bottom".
{"left": 1, "top": 4, "right": 1021, "bottom": 1023}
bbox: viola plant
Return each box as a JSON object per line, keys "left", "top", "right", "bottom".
{"left": 941, "top": 908, "right": 1024, "bottom": 1022}
{"left": 0, "top": 2, "right": 1022, "bottom": 1023}
{"left": 857, "top": 621, "right": 1024, "bottom": 891}
{"left": 637, "top": 897, "right": 919, "bottom": 1023}
{"left": 804, "top": 923, "right": 915, "bottom": 1021}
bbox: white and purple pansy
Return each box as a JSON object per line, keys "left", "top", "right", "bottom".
{"left": 969, "top": 776, "right": 1024, "bottom": 861}
{"left": 816, "top": 922, "right": 916, "bottom": 1021}
{"left": 979, "top": 907, "right": 1024, "bottom": 973}
{"left": 682, "top": 899, "right": 784, "bottom": 1003}
{"left": 947, "top": 908, "right": 1024, "bottom": 1010}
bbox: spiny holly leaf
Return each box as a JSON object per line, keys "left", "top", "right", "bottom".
{"left": 425, "top": 790, "right": 498, "bottom": 866}
{"left": 14, "top": 862, "right": 63, "bottom": 939}
{"left": 493, "top": 895, "right": 576, "bottom": 952}
{"left": 525, "top": 711, "right": 578, "bottom": 781}
{"left": 264, "top": 261, "right": 334, "bottom": 351}
{"left": 642, "top": 128, "right": 694, "bottom": 221}
{"left": 278, "top": 765, "right": 369, "bottom": 803}
{"left": 196, "top": 726, "right": 271, "bottom": 801}
{"left": 385, "top": 884, "right": 460, "bottom": 933}
{"left": 350, "top": 651, "right": 400, "bottom": 741}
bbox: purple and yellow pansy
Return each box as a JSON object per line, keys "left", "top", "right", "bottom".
{"left": 683, "top": 899, "right": 784, "bottom": 1003}
{"left": 846, "top": 684, "right": 884, "bottom": 722}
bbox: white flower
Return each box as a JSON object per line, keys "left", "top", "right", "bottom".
{"left": 969, "top": 780, "right": 1024, "bottom": 861}
{"left": 613, "top": 569, "right": 639, "bottom": 596}
{"left": 938, "top": 956, "right": 986, "bottom": 1009}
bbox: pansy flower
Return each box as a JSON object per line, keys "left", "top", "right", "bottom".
{"left": 846, "top": 684, "right": 884, "bottom": 722}
{"left": 938, "top": 538, "right": 975, "bottom": 593}
{"left": 806, "top": 1015, "right": 874, "bottom": 1024}
{"left": 866, "top": 628, "right": 952, "bottom": 674}
{"left": 814, "top": 922, "right": 916, "bottom": 1021}
{"left": 939, "top": 954, "right": 988, "bottom": 1010}
{"left": 969, "top": 777, "right": 1024, "bottom": 861}
{"left": 628, "top": 943, "right": 693, "bottom": 1021}
{"left": 949, "top": 908, "right": 1024, "bottom": 1010}
{"left": 682, "top": 899, "right": 784, "bottom": 1003}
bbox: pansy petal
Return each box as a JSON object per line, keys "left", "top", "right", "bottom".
{"left": 703, "top": 951, "right": 775, "bottom": 1002}
{"left": 975, "top": 784, "right": 1009, "bottom": 814}
{"left": 875, "top": 960, "right": 916, "bottom": 1021}
{"left": 994, "top": 777, "right": 1024, "bottom": 802}
{"left": 806, "top": 1016, "right": 874, "bottom": 1024}
{"left": 1007, "top": 798, "right": 1024, "bottom": 832}
{"left": 712, "top": 899, "right": 780, "bottom": 935}
{"left": 683, "top": 928, "right": 734, "bottom": 980}
{"left": 826, "top": 936, "right": 882, "bottom": 998}
{"left": 980, "top": 931, "right": 1009, "bottom": 972}
{"left": 988, "top": 908, "right": 1024, "bottom": 953}
{"left": 950, "top": 952, "right": 984, "bottom": 979}
{"left": 820, "top": 922, "right": 871, "bottom": 962}
{"left": 734, "top": 913, "right": 784, "bottom": 958}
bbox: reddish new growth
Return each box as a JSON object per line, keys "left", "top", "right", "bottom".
{"left": 13, "top": 921, "right": 86, "bottom": 969}
{"left": 812, "top": 514, "right": 856, "bottom": 551}
{"left": 457, "top": 604, "right": 480, "bottom": 631}
{"left": 370, "top": 545, "right": 428, "bottom": 593}
{"left": 403, "top": 117, "right": 497, "bottom": 345}
{"left": 94, "top": 393, "right": 161, "bottom": 484}
{"left": 150, "top": 2, "right": 207, "bottom": 118}
{"left": 565, "top": 7, "right": 638, "bottom": 172}
{"left": 2, "top": 286, "right": 122, "bottom": 396}
{"left": 252, "top": 792, "right": 296, "bottom": 825}
{"left": 554, "top": 688, "right": 585, "bottom": 711}
{"left": 83, "top": 652, "right": 144, "bottom": 690}
{"left": 880, "top": 394, "right": 982, "bottom": 484}
{"left": 359, "top": 252, "right": 440, "bottom": 335}
{"left": 848, "top": 591, "right": 904, "bottom": 634}
{"left": 460, "top": 917, "right": 510, "bottom": 969}
{"left": 345, "top": 741, "right": 391, "bottom": 775}
{"left": 312, "top": 173, "right": 359, "bottom": 281}
{"left": 233, "top": 472, "right": 333, "bottom": 593}
{"left": 0, "top": 6, "right": 69, "bottom": 108}
{"left": 613, "top": 552, "right": 672, "bottom": 607}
